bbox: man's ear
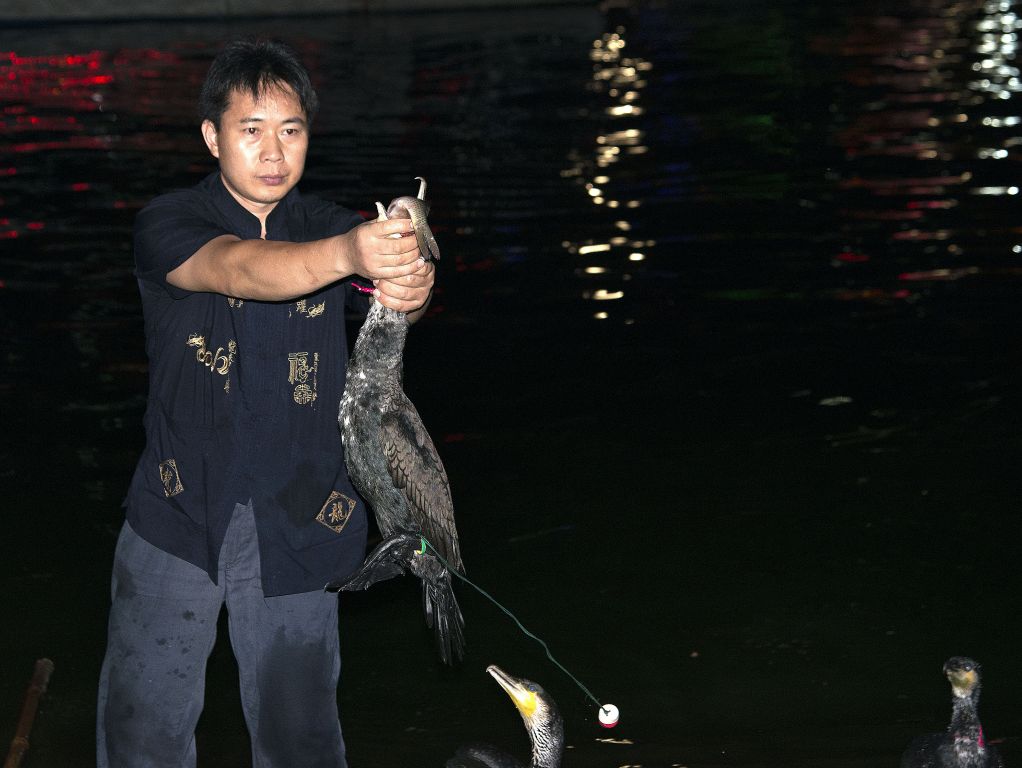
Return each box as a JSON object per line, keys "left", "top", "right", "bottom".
{"left": 201, "top": 119, "right": 220, "bottom": 159}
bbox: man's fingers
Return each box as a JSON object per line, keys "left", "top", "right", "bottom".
{"left": 374, "top": 290, "right": 430, "bottom": 314}
{"left": 377, "top": 218, "right": 414, "bottom": 237}
{"left": 375, "top": 277, "right": 430, "bottom": 300}
{"left": 367, "top": 259, "right": 426, "bottom": 284}
{"left": 375, "top": 265, "right": 434, "bottom": 301}
{"left": 350, "top": 218, "right": 428, "bottom": 277}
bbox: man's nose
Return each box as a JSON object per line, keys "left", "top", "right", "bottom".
{"left": 260, "top": 134, "right": 283, "bottom": 162}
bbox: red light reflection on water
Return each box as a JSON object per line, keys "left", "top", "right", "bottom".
{"left": 1, "top": 49, "right": 114, "bottom": 148}
{"left": 0, "top": 50, "right": 113, "bottom": 238}
{"left": 0, "top": 46, "right": 187, "bottom": 239}
{"left": 834, "top": 251, "right": 871, "bottom": 264}
{"left": 1, "top": 50, "right": 110, "bottom": 113}
{"left": 11, "top": 137, "right": 111, "bottom": 153}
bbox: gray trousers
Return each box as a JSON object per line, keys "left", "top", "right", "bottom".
{"left": 97, "top": 502, "right": 347, "bottom": 768}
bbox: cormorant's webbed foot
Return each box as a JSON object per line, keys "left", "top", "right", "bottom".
{"left": 325, "top": 532, "right": 422, "bottom": 592}
{"left": 325, "top": 531, "right": 466, "bottom": 665}
{"left": 378, "top": 177, "right": 441, "bottom": 264}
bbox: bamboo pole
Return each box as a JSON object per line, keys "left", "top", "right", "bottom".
{"left": 3, "top": 658, "right": 54, "bottom": 768}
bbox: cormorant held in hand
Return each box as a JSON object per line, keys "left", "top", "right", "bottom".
{"left": 901, "top": 656, "right": 1004, "bottom": 768}
{"left": 327, "top": 178, "right": 466, "bottom": 665}
{"left": 446, "top": 665, "right": 565, "bottom": 768}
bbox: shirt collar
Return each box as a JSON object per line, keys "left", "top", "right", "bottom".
{"left": 207, "top": 171, "right": 296, "bottom": 242}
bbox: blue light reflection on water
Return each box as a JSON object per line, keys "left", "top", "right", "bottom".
{"left": 2, "top": 2, "right": 1022, "bottom": 767}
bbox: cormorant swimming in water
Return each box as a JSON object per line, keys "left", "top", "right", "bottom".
{"left": 901, "top": 656, "right": 1004, "bottom": 768}
{"left": 446, "top": 665, "right": 565, "bottom": 768}
{"left": 327, "top": 178, "right": 465, "bottom": 665}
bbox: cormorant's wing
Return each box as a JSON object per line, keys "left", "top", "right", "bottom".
{"left": 380, "top": 396, "right": 463, "bottom": 570}
{"left": 324, "top": 532, "right": 421, "bottom": 592}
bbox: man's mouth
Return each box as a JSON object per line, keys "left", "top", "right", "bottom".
{"left": 259, "top": 174, "right": 286, "bottom": 186}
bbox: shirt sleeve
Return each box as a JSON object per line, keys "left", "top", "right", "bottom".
{"left": 133, "top": 189, "right": 232, "bottom": 299}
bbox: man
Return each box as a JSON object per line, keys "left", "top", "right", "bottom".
{"left": 97, "top": 38, "right": 434, "bottom": 768}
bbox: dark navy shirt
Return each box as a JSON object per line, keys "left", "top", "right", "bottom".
{"left": 125, "top": 171, "right": 372, "bottom": 596}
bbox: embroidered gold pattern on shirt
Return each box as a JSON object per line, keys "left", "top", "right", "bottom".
{"left": 293, "top": 299, "right": 326, "bottom": 318}
{"left": 159, "top": 459, "right": 184, "bottom": 497}
{"left": 288, "top": 351, "right": 319, "bottom": 405}
{"left": 316, "top": 490, "right": 356, "bottom": 533}
{"left": 186, "top": 334, "right": 236, "bottom": 375}
{"left": 227, "top": 297, "right": 245, "bottom": 308}
{"left": 186, "top": 334, "right": 236, "bottom": 393}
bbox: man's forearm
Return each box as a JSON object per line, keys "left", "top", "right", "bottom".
{"left": 169, "top": 233, "right": 353, "bottom": 301}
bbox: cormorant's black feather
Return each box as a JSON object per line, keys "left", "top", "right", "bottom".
{"left": 334, "top": 179, "right": 465, "bottom": 664}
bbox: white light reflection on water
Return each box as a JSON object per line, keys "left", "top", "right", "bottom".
{"left": 561, "top": 16, "right": 654, "bottom": 322}
{"left": 971, "top": 8, "right": 1022, "bottom": 116}
{"left": 826, "top": 0, "right": 1022, "bottom": 298}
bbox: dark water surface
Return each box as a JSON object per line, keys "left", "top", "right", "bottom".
{"left": 3, "top": 1, "right": 1022, "bottom": 766}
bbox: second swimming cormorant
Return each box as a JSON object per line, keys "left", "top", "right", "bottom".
{"left": 327, "top": 178, "right": 465, "bottom": 665}
{"left": 901, "top": 656, "right": 1004, "bottom": 768}
{"left": 446, "top": 665, "right": 565, "bottom": 768}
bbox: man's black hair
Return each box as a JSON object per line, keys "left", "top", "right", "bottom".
{"left": 199, "top": 38, "right": 319, "bottom": 128}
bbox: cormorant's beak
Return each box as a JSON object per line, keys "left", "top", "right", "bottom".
{"left": 487, "top": 664, "right": 538, "bottom": 720}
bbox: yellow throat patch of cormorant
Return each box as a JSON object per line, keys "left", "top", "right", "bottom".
{"left": 949, "top": 668, "right": 978, "bottom": 697}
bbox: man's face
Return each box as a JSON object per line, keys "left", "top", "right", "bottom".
{"left": 201, "top": 84, "right": 309, "bottom": 221}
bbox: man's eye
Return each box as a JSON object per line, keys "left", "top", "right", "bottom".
{"left": 246, "top": 127, "right": 259, "bottom": 135}
{"left": 284, "top": 128, "right": 300, "bottom": 136}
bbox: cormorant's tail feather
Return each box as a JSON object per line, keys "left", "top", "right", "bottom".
{"left": 423, "top": 572, "right": 465, "bottom": 666}
{"left": 324, "top": 533, "right": 421, "bottom": 592}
